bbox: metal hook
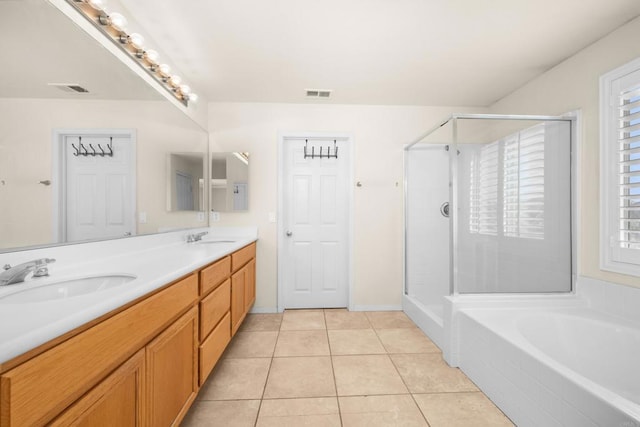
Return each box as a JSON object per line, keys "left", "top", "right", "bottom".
{"left": 89, "top": 144, "right": 97, "bottom": 156}
{"left": 106, "top": 137, "right": 114, "bottom": 156}
{"left": 71, "top": 143, "right": 80, "bottom": 156}
{"left": 98, "top": 144, "right": 106, "bottom": 156}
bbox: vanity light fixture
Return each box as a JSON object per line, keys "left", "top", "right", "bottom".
{"left": 68, "top": 0, "right": 198, "bottom": 106}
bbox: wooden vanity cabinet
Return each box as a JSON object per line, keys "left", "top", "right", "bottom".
{"left": 230, "top": 243, "right": 256, "bottom": 336}
{"left": 0, "top": 242, "right": 257, "bottom": 427}
{"left": 49, "top": 349, "right": 146, "bottom": 427}
{"left": 146, "top": 306, "right": 198, "bottom": 426}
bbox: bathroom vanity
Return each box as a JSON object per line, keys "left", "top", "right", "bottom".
{"left": 0, "top": 232, "right": 256, "bottom": 426}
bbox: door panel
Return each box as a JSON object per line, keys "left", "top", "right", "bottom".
{"left": 282, "top": 137, "right": 349, "bottom": 309}
{"left": 65, "top": 133, "right": 134, "bottom": 242}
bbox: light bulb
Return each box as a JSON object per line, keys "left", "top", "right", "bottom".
{"left": 179, "top": 84, "right": 191, "bottom": 94}
{"left": 158, "top": 64, "right": 171, "bottom": 75}
{"left": 170, "top": 75, "right": 182, "bottom": 86}
{"left": 188, "top": 93, "right": 198, "bottom": 103}
{"left": 108, "top": 12, "right": 127, "bottom": 31}
{"left": 86, "top": 0, "right": 105, "bottom": 10}
{"left": 128, "top": 33, "right": 144, "bottom": 49}
{"left": 144, "top": 49, "right": 159, "bottom": 64}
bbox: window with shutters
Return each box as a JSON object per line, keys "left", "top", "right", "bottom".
{"left": 469, "top": 124, "right": 545, "bottom": 240}
{"left": 600, "top": 58, "right": 640, "bottom": 276}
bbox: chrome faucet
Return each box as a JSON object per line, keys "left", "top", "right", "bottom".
{"left": 0, "top": 258, "right": 56, "bottom": 286}
{"left": 186, "top": 231, "right": 208, "bottom": 243}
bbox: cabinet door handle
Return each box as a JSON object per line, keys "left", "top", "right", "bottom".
{"left": 286, "top": 231, "right": 293, "bottom": 237}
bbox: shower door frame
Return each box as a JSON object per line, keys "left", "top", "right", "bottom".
{"left": 404, "top": 113, "right": 577, "bottom": 297}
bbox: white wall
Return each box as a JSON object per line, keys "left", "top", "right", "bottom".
{"left": 208, "top": 103, "right": 484, "bottom": 311}
{"left": 489, "top": 15, "right": 640, "bottom": 289}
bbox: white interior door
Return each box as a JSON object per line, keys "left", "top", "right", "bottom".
{"left": 280, "top": 136, "right": 350, "bottom": 309}
{"left": 64, "top": 133, "right": 135, "bottom": 242}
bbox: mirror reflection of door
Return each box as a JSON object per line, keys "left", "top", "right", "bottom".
{"left": 175, "top": 171, "right": 194, "bottom": 210}
{"left": 62, "top": 132, "right": 136, "bottom": 242}
{"left": 168, "top": 153, "right": 204, "bottom": 211}
{"left": 233, "top": 183, "right": 248, "bottom": 210}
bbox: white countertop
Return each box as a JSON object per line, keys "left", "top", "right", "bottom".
{"left": 0, "top": 227, "right": 257, "bottom": 365}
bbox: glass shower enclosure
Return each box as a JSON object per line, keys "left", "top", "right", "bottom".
{"left": 404, "top": 114, "right": 574, "bottom": 333}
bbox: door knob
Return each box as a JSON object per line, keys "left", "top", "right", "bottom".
{"left": 286, "top": 231, "right": 293, "bottom": 237}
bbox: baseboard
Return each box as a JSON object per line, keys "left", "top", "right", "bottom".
{"left": 249, "top": 306, "right": 279, "bottom": 314}
{"left": 350, "top": 305, "right": 403, "bottom": 312}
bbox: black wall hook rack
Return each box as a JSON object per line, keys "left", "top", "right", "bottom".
{"left": 304, "top": 139, "right": 339, "bottom": 159}
{"left": 71, "top": 136, "right": 114, "bottom": 157}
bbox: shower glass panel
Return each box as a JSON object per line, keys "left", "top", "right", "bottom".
{"left": 453, "top": 117, "right": 573, "bottom": 293}
{"left": 404, "top": 120, "right": 454, "bottom": 320}
{"left": 405, "top": 115, "right": 573, "bottom": 302}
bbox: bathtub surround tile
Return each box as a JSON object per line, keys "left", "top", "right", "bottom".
{"left": 324, "top": 311, "right": 372, "bottom": 329}
{"left": 256, "top": 397, "right": 341, "bottom": 427}
{"left": 327, "top": 329, "right": 386, "bottom": 355}
{"left": 413, "top": 392, "right": 514, "bottom": 427}
{"left": 239, "top": 313, "right": 283, "bottom": 331}
{"left": 263, "top": 356, "right": 336, "bottom": 398}
{"left": 365, "top": 311, "right": 416, "bottom": 329}
{"left": 198, "top": 358, "right": 271, "bottom": 400}
{"left": 339, "top": 394, "right": 428, "bottom": 427}
{"left": 274, "top": 330, "right": 330, "bottom": 357}
{"left": 332, "top": 354, "right": 408, "bottom": 396}
{"left": 280, "top": 310, "right": 326, "bottom": 330}
{"left": 223, "top": 331, "right": 278, "bottom": 358}
{"left": 376, "top": 328, "right": 440, "bottom": 353}
{"left": 390, "top": 353, "right": 478, "bottom": 393}
{"left": 182, "top": 400, "right": 260, "bottom": 427}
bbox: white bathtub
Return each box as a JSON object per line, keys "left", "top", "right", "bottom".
{"left": 455, "top": 304, "right": 640, "bottom": 426}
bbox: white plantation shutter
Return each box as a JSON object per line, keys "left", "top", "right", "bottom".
{"left": 617, "top": 85, "right": 640, "bottom": 249}
{"left": 503, "top": 124, "right": 545, "bottom": 239}
{"left": 600, "top": 59, "right": 640, "bottom": 276}
{"left": 478, "top": 142, "right": 499, "bottom": 235}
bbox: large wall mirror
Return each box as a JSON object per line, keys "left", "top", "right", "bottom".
{"left": 0, "top": 0, "right": 208, "bottom": 253}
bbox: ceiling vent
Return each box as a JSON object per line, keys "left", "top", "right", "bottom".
{"left": 48, "top": 83, "right": 90, "bottom": 94}
{"left": 306, "top": 89, "right": 332, "bottom": 98}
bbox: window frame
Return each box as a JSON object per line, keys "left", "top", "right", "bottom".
{"left": 600, "top": 56, "right": 640, "bottom": 276}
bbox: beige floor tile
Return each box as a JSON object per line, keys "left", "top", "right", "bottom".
{"left": 328, "top": 329, "right": 386, "bottom": 355}
{"left": 263, "top": 356, "right": 336, "bottom": 398}
{"left": 339, "top": 394, "right": 428, "bottom": 427}
{"left": 256, "top": 397, "right": 341, "bottom": 427}
{"left": 376, "top": 328, "right": 440, "bottom": 353}
{"left": 280, "top": 310, "right": 327, "bottom": 330}
{"left": 239, "top": 313, "right": 283, "bottom": 331}
{"left": 274, "top": 330, "right": 330, "bottom": 357}
{"left": 224, "top": 331, "right": 279, "bottom": 358}
{"left": 332, "top": 355, "right": 408, "bottom": 396}
{"left": 182, "top": 400, "right": 260, "bottom": 427}
{"left": 390, "top": 353, "right": 478, "bottom": 393}
{"left": 365, "top": 311, "right": 416, "bottom": 329}
{"left": 199, "top": 358, "right": 271, "bottom": 400}
{"left": 414, "top": 392, "right": 514, "bottom": 427}
{"left": 325, "top": 311, "right": 371, "bottom": 329}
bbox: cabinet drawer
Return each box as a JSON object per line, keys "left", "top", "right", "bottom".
{"left": 200, "top": 279, "right": 231, "bottom": 340}
{"left": 199, "top": 312, "right": 231, "bottom": 386}
{"left": 0, "top": 274, "right": 198, "bottom": 427}
{"left": 200, "top": 256, "right": 231, "bottom": 295}
{"left": 231, "top": 242, "right": 256, "bottom": 272}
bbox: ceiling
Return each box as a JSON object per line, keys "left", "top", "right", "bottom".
{"left": 0, "top": 0, "right": 162, "bottom": 100}
{"left": 122, "top": 1, "right": 640, "bottom": 106}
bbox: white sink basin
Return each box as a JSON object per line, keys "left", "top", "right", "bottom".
{"left": 197, "top": 240, "right": 237, "bottom": 244}
{"left": 0, "top": 274, "right": 136, "bottom": 304}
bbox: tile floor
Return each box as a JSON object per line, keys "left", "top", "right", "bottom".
{"left": 182, "top": 309, "right": 514, "bottom": 427}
